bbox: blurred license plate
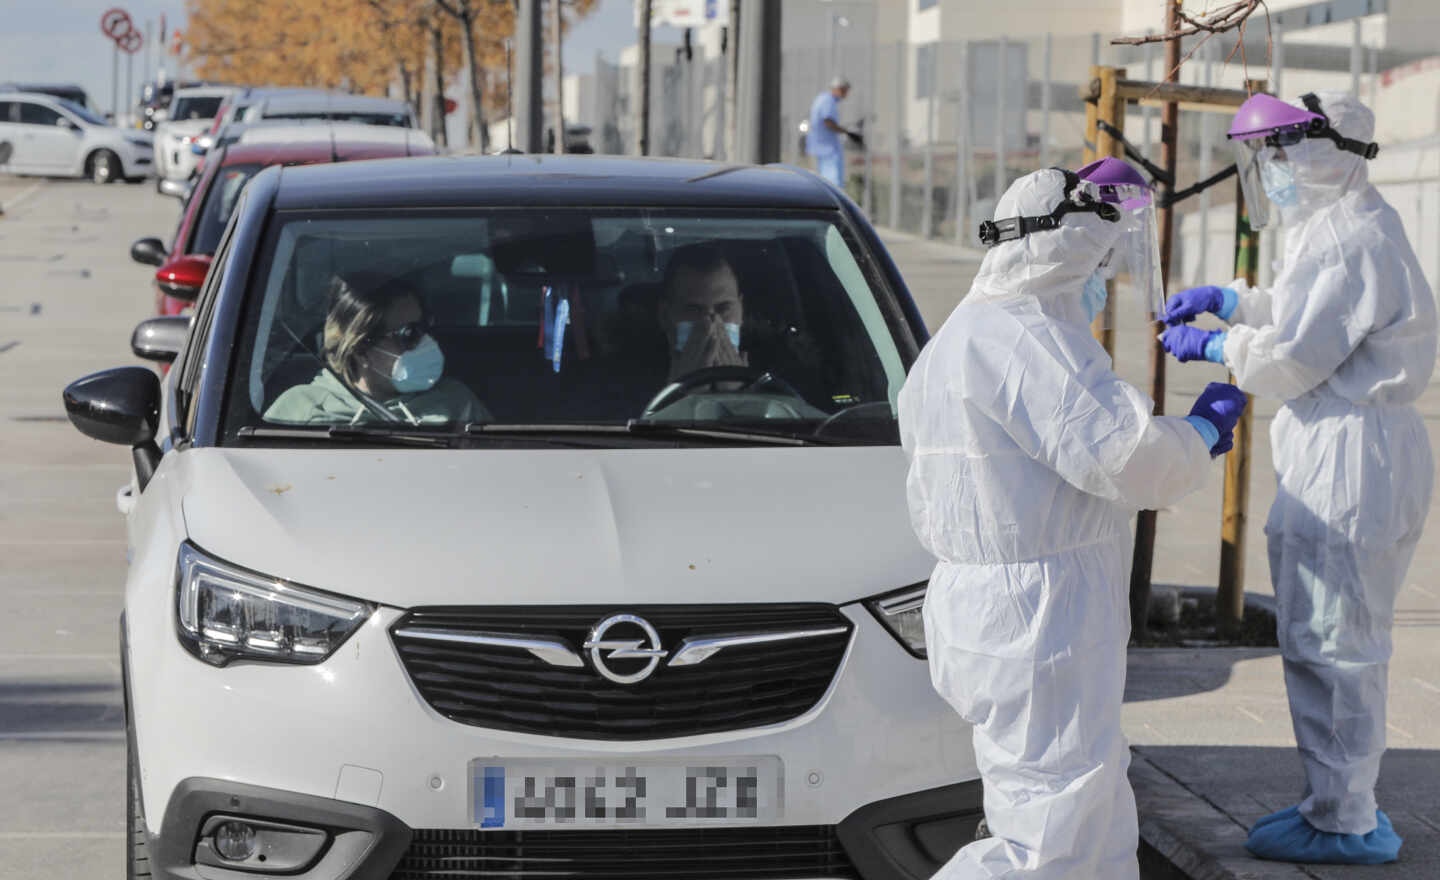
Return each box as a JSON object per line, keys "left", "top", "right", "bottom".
{"left": 469, "top": 757, "right": 783, "bottom": 828}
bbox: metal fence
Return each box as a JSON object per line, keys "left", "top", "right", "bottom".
{"left": 568, "top": 25, "right": 1440, "bottom": 293}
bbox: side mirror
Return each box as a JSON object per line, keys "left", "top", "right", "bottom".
{"left": 130, "top": 237, "right": 167, "bottom": 267}
{"left": 155, "top": 254, "right": 211, "bottom": 302}
{"left": 63, "top": 367, "right": 163, "bottom": 490}
{"left": 131, "top": 316, "right": 191, "bottom": 363}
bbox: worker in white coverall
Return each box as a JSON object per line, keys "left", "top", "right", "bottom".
{"left": 1161, "top": 90, "right": 1436, "bottom": 864}
{"left": 899, "top": 162, "right": 1248, "bottom": 879}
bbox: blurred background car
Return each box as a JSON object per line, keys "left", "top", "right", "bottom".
{"left": 131, "top": 125, "right": 437, "bottom": 320}
{"left": 0, "top": 91, "right": 151, "bottom": 183}
{"left": 153, "top": 85, "right": 235, "bottom": 195}
{"left": 0, "top": 82, "right": 90, "bottom": 109}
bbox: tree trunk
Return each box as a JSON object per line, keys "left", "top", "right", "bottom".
{"left": 458, "top": 3, "right": 488, "bottom": 152}
{"left": 430, "top": 17, "right": 448, "bottom": 148}
{"left": 553, "top": 0, "right": 565, "bottom": 154}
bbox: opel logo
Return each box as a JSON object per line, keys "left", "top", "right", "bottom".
{"left": 583, "top": 614, "right": 667, "bottom": 684}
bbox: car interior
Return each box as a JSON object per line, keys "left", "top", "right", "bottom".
{"left": 230, "top": 213, "right": 904, "bottom": 435}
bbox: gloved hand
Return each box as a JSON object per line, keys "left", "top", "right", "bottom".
{"left": 1161, "top": 325, "right": 1226, "bottom": 363}
{"left": 1187, "top": 382, "right": 1248, "bottom": 456}
{"left": 1163, "top": 285, "right": 1228, "bottom": 325}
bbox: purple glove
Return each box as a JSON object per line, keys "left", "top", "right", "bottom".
{"left": 1161, "top": 325, "right": 1223, "bottom": 363}
{"left": 1163, "top": 285, "right": 1227, "bottom": 325}
{"left": 1189, "top": 382, "right": 1248, "bottom": 455}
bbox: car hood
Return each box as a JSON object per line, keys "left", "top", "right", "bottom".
{"left": 179, "top": 447, "right": 932, "bottom": 607}
{"left": 162, "top": 119, "right": 212, "bottom": 139}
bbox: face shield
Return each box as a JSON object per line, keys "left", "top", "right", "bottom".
{"left": 1096, "top": 179, "right": 1164, "bottom": 319}
{"left": 1077, "top": 158, "right": 1164, "bottom": 321}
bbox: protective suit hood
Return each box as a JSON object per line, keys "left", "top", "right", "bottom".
{"left": 971, "top": 168, "right": 1126, "bottom": 325}
{"left": 1287, "top": 90, "right": 1374, "bottom": 223}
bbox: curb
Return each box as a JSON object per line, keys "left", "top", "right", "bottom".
{"left": 1131, "top": 750, "right": 1313, "bottom": 880}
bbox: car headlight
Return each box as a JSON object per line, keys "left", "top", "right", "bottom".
{"left": 864, "top": 582, "right": 927, "bottom": 658}
{"left": 175, "top": 542, "right": 373, "bottom": 667}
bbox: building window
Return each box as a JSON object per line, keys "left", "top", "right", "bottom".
{"left": 917, "top": 0, "right": 938, "bottom": 10}
{"left": 915, "top": 43, "right": 936, "bottom": 100}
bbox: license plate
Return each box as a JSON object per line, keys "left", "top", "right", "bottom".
{"left": 469, "top": 757, "right": 784, "bottom": 828}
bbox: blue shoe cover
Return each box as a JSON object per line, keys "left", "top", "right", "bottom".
{"left": 1245, "top": 805, "right": 1401, "bottom": 864}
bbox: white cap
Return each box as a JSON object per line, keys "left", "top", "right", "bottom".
{"left": 830, "top": 76, "right": 851, "bottom": 90}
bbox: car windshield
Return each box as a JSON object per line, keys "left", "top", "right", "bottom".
{"left": 57, "top": 98, "right": 107, "bottom": 126}
{"left": 190, "top": 164, "right": 261, "bottom": 256}
{"left": 172, "top": 95, "right": 225, "bottom": 121}
{"left": 222, "top": 209, "right": 915, "bottom": 446}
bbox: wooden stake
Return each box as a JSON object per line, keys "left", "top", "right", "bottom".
{"left": 1217, "top": 78, "right": 1266, "bottom": 635}
{"left": 1089, "top": 65, "right": 1124, "bottom": 355}
{"left": 1130, "top": 0, "right": 1182, "bottom": 641}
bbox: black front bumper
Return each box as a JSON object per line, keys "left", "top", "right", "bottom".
{"left": 152, "top": 777, "right": 983, "bottom": 880}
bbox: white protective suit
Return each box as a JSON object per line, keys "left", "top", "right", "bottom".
{"left": 1219, "top": 92, "right": 1437, "bottom": 835}
{"left": 898, "top": 169, "right": 1216, "bottom": 879}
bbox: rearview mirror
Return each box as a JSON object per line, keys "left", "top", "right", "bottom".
{"left": 131, "top": 316, "right": 191, "bottom": 363}
{"left": 63, "top": 367, "right": 163, "bottom": 490}
{"left": 130, "top": 237, "right": 167, "bottom": 267}
{"left": 155, "top": 254, "right": 211, "bottom": 301}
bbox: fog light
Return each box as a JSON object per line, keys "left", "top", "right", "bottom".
{"left": 213, "top": 821, "right": 257, "bottom": 861}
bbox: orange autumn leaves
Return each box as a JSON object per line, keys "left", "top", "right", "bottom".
{"left": 182, "top": 0, "right": 593, "bottom": 115}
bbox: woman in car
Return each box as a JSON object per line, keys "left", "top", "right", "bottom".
{"left": 265, "top": 273, "right": 490, "bottom": 426}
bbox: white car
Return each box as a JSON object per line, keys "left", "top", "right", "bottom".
{"left": 64, "top": 156, "right": 981, "bottom": 880}
{"left": 239, "top": 92, "right": 418, "bottom": 128}
{"left": 154, "top": 86, "right": 234, "bottom": 189}
{"left": 0, "top": 92, "right": 152, "bottom": 183}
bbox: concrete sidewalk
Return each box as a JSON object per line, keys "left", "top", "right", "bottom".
{"left": 880, "top": 228, "right": 1440, "bottom": 879}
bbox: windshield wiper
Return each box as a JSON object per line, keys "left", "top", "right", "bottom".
{"left": 465, "top": 421, "right": 820, "bottom": 446}
{"left": 236, "top": 425, "right": 457, "bottom": 448}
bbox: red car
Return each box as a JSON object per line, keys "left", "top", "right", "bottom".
{"left": 130, "top": 132, "right": 436, "bottom": 317}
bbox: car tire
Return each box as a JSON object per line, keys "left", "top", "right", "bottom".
{"left": 127, "top": 740, "right": 152, "bottom": 878}
{"left": 88, "top": 149, "right": 120, "bottom": 185}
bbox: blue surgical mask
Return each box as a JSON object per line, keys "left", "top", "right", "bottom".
{"left": 387, "top": 334, "right": 444, "bottom": 393}
{"left": 1081, "top": 271, "right": 1109, "bottom": 322}
{"left": 674, "top": 321, "right": 742, "bottom": 352}
{"left": 1260, "top": 160, "right": 1298, "bottom": 208}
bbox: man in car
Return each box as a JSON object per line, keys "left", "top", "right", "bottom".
{"left": 659, "top": 243, "right": 750, "bottom": 381}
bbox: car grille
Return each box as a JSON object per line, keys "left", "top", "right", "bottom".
{"left": 389, "top": 826, "right": 860, "bottom": 879}
{"left": 390, "top": 604, "right": 853, "bottom": 740}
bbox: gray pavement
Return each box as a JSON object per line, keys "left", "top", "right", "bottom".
{"left": 0, "top": 175, "right": 177, "bottom": 878}
{"left": 879, "top": 227, "right": 1440, "bottom": 879}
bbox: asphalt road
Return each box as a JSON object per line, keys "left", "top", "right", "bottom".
{"left": 0, "top": 176, "right": 177, "bottom": 877}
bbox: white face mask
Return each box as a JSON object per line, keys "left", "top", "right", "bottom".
{"left": 1260, "top": 160, "right": 1299, "bottom": 208}
{"left": 674, "top": 321, "right": 742, "bottom": 352}
{"left": 383, "top": 334, "right": 444, "bottom": 393}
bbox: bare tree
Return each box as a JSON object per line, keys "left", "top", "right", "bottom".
{"left": 434, "top": 0, "right": 490, "bottom": 151}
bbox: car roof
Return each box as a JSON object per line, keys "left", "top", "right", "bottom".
{"left": 240, "top": 122, "right": 434, "bottom": 149}
{"left": 223, "top": 136, "right": 435, "bottom": 167}
{"left": 174, "top": 86, "right": 235, "bottom": 99}
{"left": 270, "top": 155, "right": 840, "bottom": 211}
{"left": 257, "top": 93, "right": 411, "bottom": 115}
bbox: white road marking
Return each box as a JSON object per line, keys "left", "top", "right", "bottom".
{"left": 0, "top": 832, "right": 124, "bottom": 839}
{"left": 1237, "top": 706, "right": 1265, "bottom": 724}
{"left": 0, "top": 181, "right": 47, "bottom": 215}
{"left": 1386, "top": 722, "right": 1415, "bottom": 740}
{"left": 1412, "top": 677, "right": 1440, "bottom": 695}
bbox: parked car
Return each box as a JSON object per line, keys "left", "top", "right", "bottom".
{"left": 67, "top": 155, "right": 982, "bottom": 880}
{"left": 239, "top": 92, "right": 418, "bottom": 128}
{"left": 191, "top": 87, "right": 331, "bottom": 158}
{"left": 139, "top": 79, "right": 207, "bottom": 131}
{"left": 0, "top": 92, "right": 151, "bottom": 182}
{"left": 154, "top": 86, "right": 235, "bottom": 195}
{"left": 133, "top": 130, "right": 439, "bottom": 318}
{"left": 0, "top": 81, "right": 90, "bottom": 107}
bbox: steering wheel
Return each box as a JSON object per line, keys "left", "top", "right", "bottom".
{"left": 641, "top": 366, "right": 804, "bottom": 419}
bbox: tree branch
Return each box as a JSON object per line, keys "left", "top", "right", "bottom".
{"left": 1111, "top": 0, "right": 1266, "bottom": 46}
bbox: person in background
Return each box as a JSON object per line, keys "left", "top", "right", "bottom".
{"left": 806, "top": 77, "right": 858, "bottom": 188}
